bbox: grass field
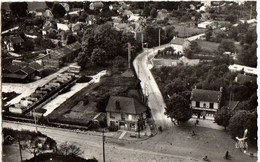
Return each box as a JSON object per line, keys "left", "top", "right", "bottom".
{"left": 196, "top": 40, "right": 220, "bottom": 51}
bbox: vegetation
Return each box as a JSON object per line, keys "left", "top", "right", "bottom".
{"left": 57, "top": 142, "right": 84, "bottom": 156}
{"left": 23, "top": 153, "right": 98, "bottom": 162}
{"left": 9, "top": 2, "right": 28, "bottom": 17}
{"left": 229, "top": 110, "right": 257, "bottom": 143}
{"left": 214, "top": 106, "right": 232, "bottom": 130}
{"left": 3, "top": 128, "right": 57, "bottom": 158}
{"left": 164, "top": 94, "right": 192, "bottom": 122}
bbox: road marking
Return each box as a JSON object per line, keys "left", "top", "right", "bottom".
{"left": 119, "top": 131, "right": 126, "bottom": 139}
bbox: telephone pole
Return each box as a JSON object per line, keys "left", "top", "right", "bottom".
{"left": 128, "top": 42, "right": 131, "bottom": 69}
{"left": 18, "top": 138, "right": 23, "bottom": 162}
{"left": 33, "top": 109, "right": 38, "bottom": 133}
{"left": 102, "top": 130, "right": 106, "bottom": 162}
{"left": 159, "top": 28, "right": 161, "bottom": 46}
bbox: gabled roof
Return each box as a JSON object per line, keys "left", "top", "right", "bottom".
{"left": 13, "top": 61, "right": 29, "bottom": 68}
{"left": 66, "top": 41, "right": 81, "bottom": 52}
{"left": 29, "top": 62, "right": 43, "bottom": 71}
{"left": 191, "top": 89, "right": 221, "bottom": 103}
{"left": 170, "top": 37, "right": 185, "bottom": 45}
{"left": 3, "top": 64, "right": 20, "bottom": 73}
{"left": 106, "top": 96, "right": 147, "bottom": 115}
{"left": 20, "top": 66, "right": 35, "bottom": 75}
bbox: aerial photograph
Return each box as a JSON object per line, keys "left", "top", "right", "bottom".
{"left": 1, "top": 1, "right": 257, "bottom": 162}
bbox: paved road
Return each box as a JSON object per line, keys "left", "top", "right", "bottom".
{"left": 3, "top": 121, "right": 201, "bottom": 162}
{"left": 133, "top": 44, "right": 180, "bottom": 129}
{"left": 133, "top": 33, "right": 206, "bottom": 129}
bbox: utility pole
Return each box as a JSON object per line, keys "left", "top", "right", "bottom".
{"left": 159, "top": 28, "right": 161, "bottom": 47}
{"left": 102, "top": 129, "right": 106, "bottom": 162}
{"left": 18, "top": 138, "right": 23, "bottom": 162}
{"left": 128, "top": 42, "right": 131, "bottom": 69}
{"left": 141, "top": 33, "right": 144, "bottom": 49}
{"left": 33, "top": 109, "right": 38, "bottom": 133}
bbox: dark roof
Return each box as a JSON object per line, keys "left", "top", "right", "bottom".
{"left": 106, "top": 96, "right": 147, "bottom": 114}
{"left": 34, "top": 108, "right": 47, "bottom": 114}
{"left": 29, "top": 62, "right": 43, "bottom": 71}
{"left": 20, "top": 66, "right": 35, "bottom": 75}
{"left": 170, "top": 37, "right": 185, "bottom": 45}
{"left": 3, "top": 64, "right": 20, "bottom": 73}
{"left": 236, "top": 74, "right": 256, "bottom": 85}
{"left": 191, "top": 89, "right": 221, "bottom": 103}
{"left": 3, "top": 73, "right": 27, "bottom": 79}
{"left": 66, "top": 41, "right": 81, "bottom": 52}
{"left": 10, "top": 36, "right": 24, "bottom": 44}
{"left": 13, "top": 61, "right": 29, "bottom": 68}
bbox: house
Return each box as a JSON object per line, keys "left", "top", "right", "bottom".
{"left": 198, "top": 21, "right": 214, "bottom": 29}
{"left": 2, "top": 64, "right": 36, "bottom": 82}
{"left": 157, "top": 9, "right": 168, "bottom": 20}
{"left": 106, "top": 96, "right": 147, "bottom": 131}
{"left": 86, "top": 15, "right": 96, "bottom": 25}
{"left": 57, "top": 23, "right": 70, "bottom": 31}
{"left": 228, "top": 64, "right": 257, "bottom": 76}
{"left": 190, "top": 87, "right": 223, "bottom": 119}
{"left": 42, "top": 41, "right": 81, "bottom": 69}
{"left": 89, "top": 2, "right": 104, "bottom": 11}
{"left": 3, "top": 35, "right": 24, "bottom": 52}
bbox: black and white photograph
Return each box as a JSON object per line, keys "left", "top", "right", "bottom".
{"left": 1, "top": 1, "right": 258, "bottom": 162}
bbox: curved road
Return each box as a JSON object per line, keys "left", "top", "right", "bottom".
{"left": 133, "top": 34, "right": 205, "bottom": 129}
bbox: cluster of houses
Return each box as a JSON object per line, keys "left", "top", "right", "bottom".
{"left": 3, "top": 60, "right": 43, "bottom": 82}
{"left": 9, "top": 69, "right": 79, "bottom": 115}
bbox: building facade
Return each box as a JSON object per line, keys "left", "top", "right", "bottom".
{"left": 106, "top": 96, "right": 147, "bottom": 131}
{"left": 190, "top": 87, "right": 222, "bottom": 119}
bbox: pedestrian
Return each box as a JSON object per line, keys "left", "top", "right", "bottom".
{"left": 225, "top": 151, "right": 229, "bottom": 159}
{"left": 203, "top": 155, "right": 208, "bottom": 161}
{"left": 192, "top": 130, "right": 196, "bottom": 136}
{"left": 196, "top": 119, "right": 199, "bottom": 125}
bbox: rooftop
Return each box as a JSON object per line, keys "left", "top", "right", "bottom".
{"left": 191, "top": 89, "right": 221, "bottom": 103}
{"left": 106, "top": 96, "right": 147, "bottom": 115}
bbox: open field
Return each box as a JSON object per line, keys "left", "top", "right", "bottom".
{"left": 196, "top": 40, "right": 219, "bottom": 51}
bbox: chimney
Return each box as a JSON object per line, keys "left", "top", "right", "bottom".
{"left": 115, "top": 100, "right": 121, "bottom": 110}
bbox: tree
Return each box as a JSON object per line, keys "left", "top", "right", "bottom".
{"left": 143, "top": 6, "right": 151, "bottom": 17}
{"left": 57, "top": 142, "right": 84, "bottom": 156}
{"left": 205, "top": 27, "right": 213, "bottom": 41}
{"left": 164, "top": 94, "right": 192, "bottom": 122}
{"left": 9, "top": 2, "right": 28, "bottom": 17}
{"left": 66, "top": 34, "right": 77, "bottom": 45}
{"left": 150, "top": 8, "right": 157, "bottom": 18}
{"left": 52, "top": 3, "right": 66, "bottom": 18}
{"left": 45, "top": 2, "right": 54, "bottom": 9}
{"left": 218, "top": 39, "right": 235, "bottom": 54}
{"left": 183, "top": 41, "right": 201, "bottom": 58}
{"left": 229, "top": 110, "right": 257, "bottom": 142}
{"left": 90, "top": 48, "right": 106, "bottom": 66}
{"left": 214, "top": 106, "right": 232, "bottom": 130}
{"left": 23, "top": 40, "right": 34, "bottom": 51}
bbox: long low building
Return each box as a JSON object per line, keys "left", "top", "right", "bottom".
{"left": 228, "top": 64, "right": 257, "bottom": 76}
{"left": 42, "top": 41, "right": 81, "bottom": 69}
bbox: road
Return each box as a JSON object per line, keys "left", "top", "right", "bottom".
{"left": 3, "top": 121, "right": 201, "bottom": 162}
{"left": 133, "top": 44, "right": 178, "bottom": 129}
{"left": 133, "top": 33, "right": 206, "bottom": 129}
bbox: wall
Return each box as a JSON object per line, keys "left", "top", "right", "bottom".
{"left": 191, "top": 100, "right": 219, "bottom": 109}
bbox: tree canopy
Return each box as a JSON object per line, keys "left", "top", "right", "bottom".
{"left": 165, "top": 94, "right": 192, "bottom": 122}
{"left": 214, "top": 106, "right": 232, "bottom": 129}
{"left": 52, "top": 3, "right": 66, "bottom": 18}
{"left": 9, "top": 2, "right": 28, "bottom": 17}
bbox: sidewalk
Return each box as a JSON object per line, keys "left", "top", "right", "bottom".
{"left": 180, "top": 117, "right": 224, "bottom": 130}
